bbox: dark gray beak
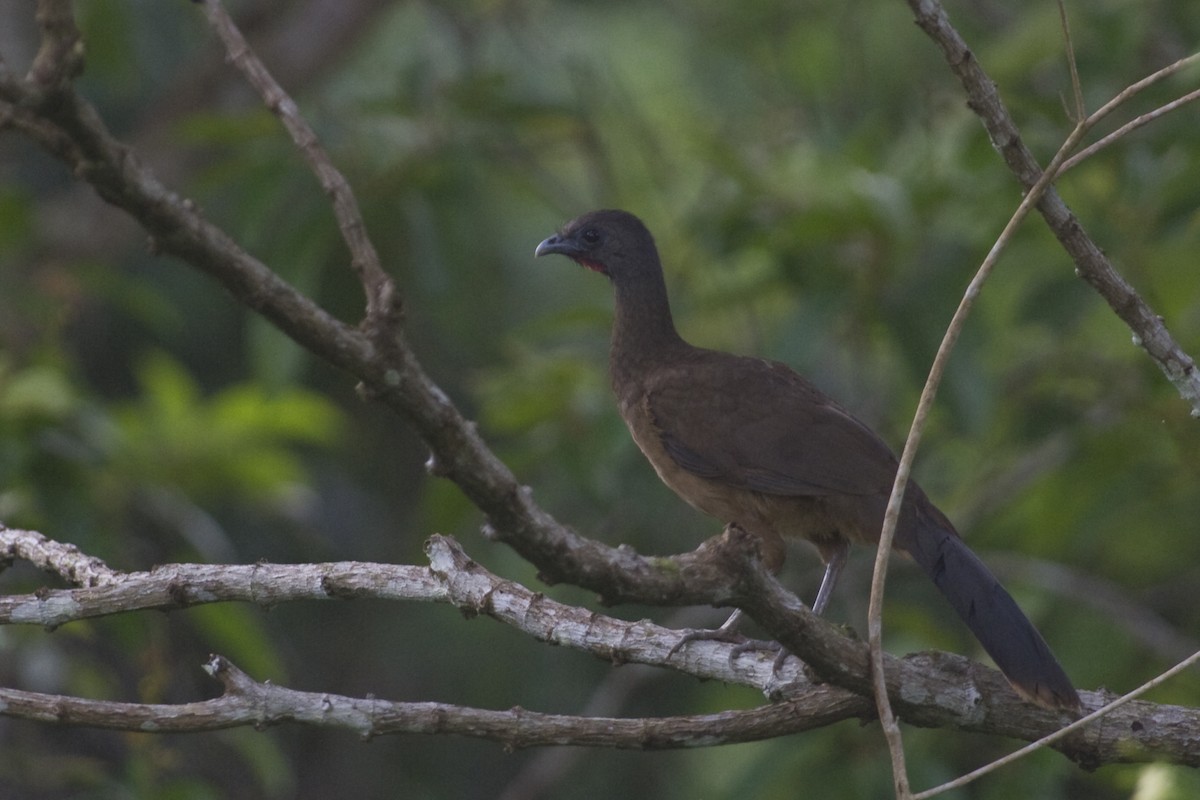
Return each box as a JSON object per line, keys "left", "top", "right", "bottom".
{"left": 535, "top": 233, "right": 582, "bottom": 259}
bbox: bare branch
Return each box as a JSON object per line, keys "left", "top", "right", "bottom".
{"left": 1062, "top": 85, "right": 1200, "bottom": 173}
{"left": 906, "top": 0, "right": 1200, "bottom": 414}
{"left": 198, "top": 0, "right": 397, "bottom": 327}
{"left": 0, "top": 528, "right": 801, "bottom": 696}
{"left": 893, "top": 2, "right": 1200, "bottom": 794}
{"left": 0, "top": 526, "right": 118, "bottom": 588}
{"left": 0, "top": 653, "right": 853, "bottom": 747}
{"left": 2, "top": 528, "right": 1196, "bottom": 764}
{"left": 28, "top": 0, "right": 83, "bottom": 93}
{"left": 1082, "top": 51, "right": 1200, "bottom": 131}
{"left": 1058, "top": 0, "right": 1084, "bottom": 123}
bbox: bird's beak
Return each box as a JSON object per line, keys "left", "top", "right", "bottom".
{"left": 535, "top": 233, "right": 581, "bottom": 259}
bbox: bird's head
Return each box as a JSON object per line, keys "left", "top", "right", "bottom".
{"left": 534, "top": 209, "right": 660, "bottom": 281}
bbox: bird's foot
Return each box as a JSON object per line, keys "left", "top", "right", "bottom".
{"left": 667, "top": 610, "right": 792, "bottom": 673}
{"left": 667, "top": 623, "right": 746, "bottom": 659}
{"left": 729, "top": 639, "right": 792, "bottom": 674}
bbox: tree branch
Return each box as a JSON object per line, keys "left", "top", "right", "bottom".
{"left": 0, "top": 527, "right": 118, "bottom": 588}
{"left": 199, "top": 0, "right": 397, "bottom": 327}
{"left": 1, "top": 526, "right": 1195, "bottom": 765}
{"left": 905, "top": 0, "right": 1200, "bottom": 414}
{"left": 0, "top": 653, "right": 856, "bottom": 747}
{"left": 0, "top": 526, "right": 799, "bottom": 695}
{"left": 882, "top": 3, "right": 1200, "bottom": 792}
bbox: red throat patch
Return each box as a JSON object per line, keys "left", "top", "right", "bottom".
{"left": 577, "top": 257, "right": 607, "bottom": 274}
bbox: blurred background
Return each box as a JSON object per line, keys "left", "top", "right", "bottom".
{"left": 1, "top": 0, "right": 1198, "bottom": 797}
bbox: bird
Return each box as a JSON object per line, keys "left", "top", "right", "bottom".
{"left": 535, "top": 208, "right": 1080, "bottom": 711}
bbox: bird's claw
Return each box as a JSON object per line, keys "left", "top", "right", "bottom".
{"left": 729, "top": 638, "right": 792, "bottom": 674}
{"left": 666, "top": 624, "right": 748, "bottom": 659}
{"left": 668, "top": 627, "right": 792, "bottom": 674}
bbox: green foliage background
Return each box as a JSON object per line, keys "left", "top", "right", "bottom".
{"left": 1, "top": 0, "right": 1198, "bottom": 797}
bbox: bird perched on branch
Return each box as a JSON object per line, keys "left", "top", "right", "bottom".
{"left": 535, "top": 208, "right": 1079, "bottom": 711}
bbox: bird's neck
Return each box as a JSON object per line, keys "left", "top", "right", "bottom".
{"left": 609, "top": 268, "right": 688, "bottom": 390}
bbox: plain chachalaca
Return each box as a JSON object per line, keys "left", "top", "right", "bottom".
{"left": 535, "top": 208, "right": 1080, "bottom": 711}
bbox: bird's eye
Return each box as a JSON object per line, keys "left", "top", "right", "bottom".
{"left": 581, "top": 228, "right": 601, "bottom": 245}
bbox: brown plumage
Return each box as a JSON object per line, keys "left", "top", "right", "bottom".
{"left": 536, "top": 209, "right": 1080, "bottom": 711}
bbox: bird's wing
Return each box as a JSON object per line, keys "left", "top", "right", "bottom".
{"left": 645, "top": 353, "right": 900, "bottom": 497}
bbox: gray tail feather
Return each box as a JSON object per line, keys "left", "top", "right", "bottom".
{"left": 899, "top": 508, "right": 1080, "bottom": 711}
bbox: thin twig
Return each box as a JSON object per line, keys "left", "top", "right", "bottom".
{"left": 1084, "top": 51, "right": 1200, "bottom": 132}
{"left": 1063, "top": 86, "right": 1200, "bottom": 173}
{"left": 28, "top": 0, "right": 84, "bottom": 92}
{"left": 872, "top": 5, "right": 1108, "bottom": 791}
{"left": 1058, "top": 0, "right": 1085, "bottom": 123}
{"left": 199, "top": 0, "right": 396, "bottom": 323}
{"left": 867, "top": 119, "right": 1088, "bottom": 798}
{"left": 0, "top": 525, "right": 118, "bottom": 587}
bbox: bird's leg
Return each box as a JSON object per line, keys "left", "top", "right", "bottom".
{"left": 709, "top": 608, "right": 745, "bottom": 637}
{"left": 810, "top": 539, "right": 850, "bottom": 615}
{"left": 667, "top": 525, "right": 783, "bottom": 660}
{"left": 737, "top": 540, "right": 852, "bottom": 672}
{"left": 670, "top": 528, "right": 844, "bottom": 668}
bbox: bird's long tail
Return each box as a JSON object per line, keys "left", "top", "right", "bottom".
{"left": 898, "top": 505, "right": 1080, "bottom": 711}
